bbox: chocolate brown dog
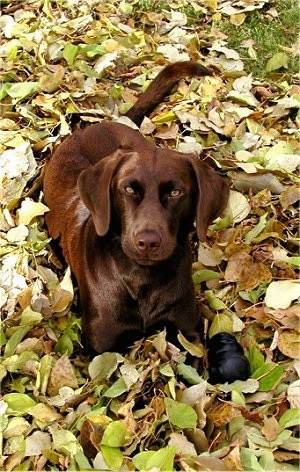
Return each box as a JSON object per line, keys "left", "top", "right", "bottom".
{"left": 44, "top": 61, "right": 249, "bottom": 382}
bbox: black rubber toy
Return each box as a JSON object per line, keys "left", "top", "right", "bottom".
{"left": 208, "top": 332, "right": 250, "bottom": 384}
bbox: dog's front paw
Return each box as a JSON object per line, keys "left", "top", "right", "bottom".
{"left": 207, "top": 332, "right": 250, "bottom": 384}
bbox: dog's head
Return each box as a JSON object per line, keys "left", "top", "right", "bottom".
{"left": 78, "top": 148, "right": 228, "bottom": 265}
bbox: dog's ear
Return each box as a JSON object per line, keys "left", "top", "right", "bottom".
{"left": 77, "top": 150, "right": 124, "bottom": 236}
{"left": 189, "top": 158, "right": 229, "bottom": 241}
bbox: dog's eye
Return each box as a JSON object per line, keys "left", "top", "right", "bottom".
{"left": 124, "top": 185, "right": 135, "bottom": 195}
{"left": 170, "top": 189, "right": 181, "bottom": 198}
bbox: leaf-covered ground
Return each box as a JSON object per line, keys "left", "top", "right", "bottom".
{"left": 0, "top": 0, "right": 299, "bottom": 470}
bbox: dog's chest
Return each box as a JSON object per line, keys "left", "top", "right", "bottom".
{"left": 119, "top": 266, "right": 183, "bottom": 327}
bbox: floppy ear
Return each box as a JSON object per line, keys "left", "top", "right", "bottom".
{"left": 77, "top": 150, "right": 124, "bottom": 236}
{"left": 189, "top": 157, "right": 229, "bottom": 241}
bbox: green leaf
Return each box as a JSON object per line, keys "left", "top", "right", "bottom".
{"left": 265, "top": 52, "right": 289, "bottom": 72}
{"left": 20, "top": 306, "right": 43, "bottom": 326}
{"left": 35, "top": 354, "right": 53, "bottom": 395}
{"left": 259, "top": 450, "right": 276, "bottom": 471}
{"left": 101, "top": 420, "right": 131, "bottom": 447}
{"left": 252, "top": 363, "right": 284, "bottom": 391}
{"left": 284, "top": 256, "right": 300, "bottom": 268}
{"left": 160, "top": 364, "right": 175, "bottom": 377}
{"left": 100, "top": 445, "right": 124, "bottom": 470}
{"left": 247, "top": 344, "right": 265, "bottom": 373}
{"left": 55, "top": 332, "right": 74, "bottom": 356}
{"left": 239, "top": 283, "right": 268, "bottom": 304}
{"left": 164, "top": 398, "right": 197, "bottom": 429}
{"left": 205, "top": 290, "right": 228, "bottom": 311}
{"left": 231, "top": 389, "right": 246, "bottom": 407}
{"left": 192, "top": 269, "right": 221, "bottom": 285}
{"left": 74, "top": 450, "right": 93, "bottom": 470}
{"left": 241, "top": 447, "right": 264, "bottom": 471}
{"left": 50, "top": 428, "right": 82, "bottom": 456}
{"left": 0, "top": 82, "right": 11, "bottom": 100}
{"left": 88, "top": 352, "right": 123, "bottom": 381}
{"left": 3, "top": 393, "right": 37, "bottom": 416}
{"left": 4, "top": 327, "right": 31, "bottom": 358}
{"left": 279, "top": 408, "right": 300, "bottom": 429}
{"left": 245, "top": 213, "right": 268, "bottom": 244}
{"left": 79, "top": 43, "right": 106, "bottom": 58}
{"left": 208, "top": 313, "right": 233, "bottom": 338}
{"left": 152, "top": 111, "right": 177, "bottom": 123}
{"left": 103, "top": 377, "right": 128, "bottom": 398}
{"left": 133, "top": 446, "right": 176, "bottom": 471}
{"left": 6, "top": 82, "right": 40, "bottom": 99}
{"left": 177, "top": 363, "right": 204, "bottom": 385}
{"left": 63, "top": 43, "right": 79, "bottom": 66}
{"left": 177, "top": 331, "right": 205, "bottom": 357}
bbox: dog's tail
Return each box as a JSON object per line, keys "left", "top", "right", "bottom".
{"left": 125, "top": 61, "right": 213, "bottom": 127}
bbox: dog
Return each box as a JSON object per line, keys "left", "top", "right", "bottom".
{"left": 43, "top": 61, "right": 249, "bottom": 383}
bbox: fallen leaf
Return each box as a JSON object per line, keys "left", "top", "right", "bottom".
{"left": 164, "top": 398, "right": 197, "bottom": 429}
{"left": 168, "top": 432, "right": 197, "bottom": 456}
{"left": 24, "top": 431, "right": 52, "bottom": 457}
{"left": 222, "top": 444, "right": 243, "bottom": 471}
{"left": 208, "top": 313, "right": 233, "bottom": 337}
{"left": 222, "top": 190, "right": 251, "bottom": 223}
{"left": 47, "top": 354, "right": 78, "bottom": 396}
{"left": 265, "top": 52, "right": 289, "bottom": 72}
{"left": 261, "top": 415, "right": 282, "bottom": 442}
{"left": 277, "top": 331, "right": 300, "bottom": 359}
{"left": 17, "top": 198, "right": 49, "bottom": 225}
{"left": 287, "top": 380, "right": 300, "bottom": 409}
{"left": 265, "top": 280, "right": 300, "bottom": 309}
{"left": 231, "top": 171, "right": 286, "bottom": 194}
{"left": 207, "top": 401, "right": 239, "bottom": 428}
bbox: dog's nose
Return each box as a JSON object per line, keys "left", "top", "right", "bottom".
{"left": 135, "top": 231, "right": 162, "bottom": 253}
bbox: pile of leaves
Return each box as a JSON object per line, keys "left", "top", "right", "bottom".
{"left": 0, "top": 0, "right": 299, "bottom": 470}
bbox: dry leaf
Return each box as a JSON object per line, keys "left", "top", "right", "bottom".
{"left": 277, "top": 331, "right": 300, "bottom": 359}
{"left": 261, "top": 415, "right": 282, "bottom": 442}
{"left": 265, "top": 280, "right": 300, "bottom": 309}
{"left": 47, "top": 354, "right": 78, "bottom": 396}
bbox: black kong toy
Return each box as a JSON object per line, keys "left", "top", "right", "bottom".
{"left": 208, "top": 333, "right": 250, "bottom": 384}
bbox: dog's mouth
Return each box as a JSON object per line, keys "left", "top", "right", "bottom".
{"left": 134, "top": 258, "right": 162, "bottom": 266}
{"left": 122, "top": 244, "right": 175, "bottom": 266}
{"left": 120, "top": 232, "right": 177, "bottom": 265}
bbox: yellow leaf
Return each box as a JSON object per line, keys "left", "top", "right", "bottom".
{"left": 17, "top": 198, "right": 49, "bottom": 225}
{"left": 209, "top": 313, "right": 233, "bottom": 338}
{"left": 230, "top": 13, "right": 246, "bottom": 26}
{"left": 278, "top": 331, "right": 300, "bottom": 359}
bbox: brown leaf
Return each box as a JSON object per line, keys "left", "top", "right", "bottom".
{"left": 279, "top": 186, "right": 300, "bottom": 210}
{"left": 185, "top": 428, "right": 209, "bottom": 453}
{"left": 206, "top": 402, "right": 239, "bottom": 428}
{"left": 225, "top": 252, "right": 252, "bottom": 282}
{"left": 274, "top": 450, "right": 300, "bottom": 462}
{"left": 47, "top": 354, "right": 78, "bottom": 396}
{"left": 261, "top": 415, "right": 282, "bottom": 442}
{"left": 268, "top": 306, "right": 300, "bottom": 331}
{"left": 149, "top": 396, "right": 165, "bottom": 419}
{"left": 231, "top": 171, "right": 286, "bottom": 195}
{"left": 237, "top": 261, "right": 272, "bottom": 291}
{"left": 39, "top": 65, "right": 65, "bottom": 93}
{"left": 226, "top": 253, "right": 272, "bottom": 291}
{"left": 278, "top": 330, "right": 300, "bottom": 359}
{"left": 222, "top": 444, "right": 243, "bottom": 471}
{"left": 80, "top": 419, "right": 103, "bottom": 459}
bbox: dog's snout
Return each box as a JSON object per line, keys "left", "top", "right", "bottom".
{"left": 135, "top": 231, "right": 162, "bottom": 253}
